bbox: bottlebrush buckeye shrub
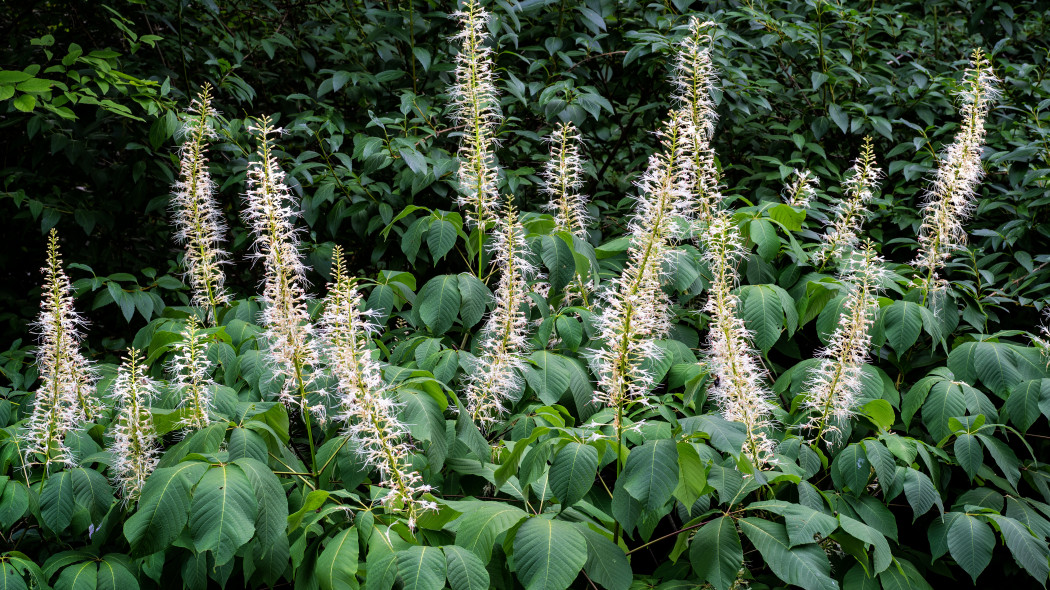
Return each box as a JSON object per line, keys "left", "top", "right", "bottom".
{"left": 1, "top": 6, "right": 1049, "bottom": 590}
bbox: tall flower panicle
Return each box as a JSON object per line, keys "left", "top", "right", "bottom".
{"left": 800, "top": 243, "right": 885, "bottom": 445}
{"left": 449, "top": 0, "right": 502, "bottom": 237}
{"left": 703, "top": 212, "right": 777, "bottom": 465}
{"left": 913, "top": 49, "right": 999, "bottom": 296}
{"left": 592, "top": 111, "right": 695, "bottom": 431}
{"left": 463, "top": 204, "right": 536, "bottom": 430}
{"left": 243, "top": 118, "right": 326, "bottom": 423}
{"left": 812, "top": 136, "right": 881, "bottom": 267}
{"left": 168, "top": 316, "right": 215, "bottom": 431}
{"left": 171, "top": 84, "right": 230, "bottom": 319}
{"left": 23, "top": 229, "right": 98, "bottom": 472}
{"left": 671, "top": 17, "right": 721, "bottom": 223}
{"left": 108, "top": 348, "right": 159, "bottom": 502}
{"left": 321, "top": 247, "right": 436, "bottom": 529}
{"left": 784, "top": 169, "right": 819, "bottom": 209}
{"left": 542, "top": 122, "right": 590, "bottom": 237}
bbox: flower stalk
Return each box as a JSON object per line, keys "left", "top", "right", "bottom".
{"left": 672, "top": 17, "right": 721, "bottom": 223}
{"left": 244, "top": 117, "right": 324, "bottom": 473}
{"left": 23, "top": 229, "right": 98, "bottom": 474}
{"left": 449, "top": 0, "right": 502, "bottom": 276}
{"left": 168, "top": 316, "right": 215, "bottom": 431}
{"left": 813, "top": 136, "right": 881, "bottom": 268}
{"left": 171, "top": 83, "right": 230, "bottom": 323}
{"left": 108, "top": 348, "right": 159, "bottom": 502}
{"left": 913, "top": 49, "right": 999, "bottom": 300}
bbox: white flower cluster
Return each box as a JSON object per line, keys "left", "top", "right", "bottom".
{"left": 464, "top": 205, "right": 536, "bottom": 429}
{"left": 24, "top": 230, "right": 99, "bottom": 472}
{"left": 592, "top": 112, "right": 695, "bottom": 427}
{"left": 672, "top": 18, "right": 721, "bottom": 223}
{"left": 167, "top": 316, "right": 216, "bottom": 431}
{"left": 813, "top": 137, "right": 881, "bottom": 267}
{"left": 244, "top": 118, "right": 326, "bottom": 422}
{"left": 783, "top": 168, "right": 819, "bottom": 209}
{"left": 171, "top": 84, "right": 230, "bottom": 316}
{"left": 449, "top": 0, "right": 502, "bottom": 232}
{"left": 913, "top": 49, "right": 999, "bottom": 294}
{"left": 320, "top": 247, "right": 435, "bottom": 528}
{"left": 108, "top": 349, "right": 159, "bottom": 502}
{"left": 542, "top": 122, "right": 590, "bottom": 238}
{"left": 800, "top": 244, "right": 885, "bottom": 445}
{"left": 703, "top": 212, "right": 778, "bottom": 465}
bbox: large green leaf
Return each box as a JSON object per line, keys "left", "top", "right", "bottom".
{"left": 316, "top": 527, "right": 358, "bottom": 590}
{"left": 124, "top": 462, "right": 209, "bottom": 555}
{"left": 689, "top": 516, "right": 743, "bottom": 590}
{"left": 40, "top": 471, "right": 74, "bottom": 533}
{"left": 396, "top": 546, "right": 445, "bottom": 590}
{"left": 973, "top": 341, "right": 1021, "bottom": 395}
{"left": 579, "top": 528, "right": 631, "bottom": 590}
{"left": 513, "top": 518, "right": 587, "bottom": 590}
{"left": 881, "top": 301, "right": 922, "bottom": 356}
{"left": 417, "top": 275, "right": 460, "bottom": 335}
{"left": 921, "top": 381, "right": 965, "bottom": 441}
{"left": 619, "top": 439, "right": 679, "bottom": 511}
{"left": 96, "top": 557, "right": 138, "bottom": 590}
{"left": 831, "top": 444, "right": 870, "bottom": 496}
{"left": 525, "top": 352, "right": 571, "bottom": 406}
{"left": 70, "top": 468, "right": 114, "bottom": 521}
{"left": 1005, "top": 379, "right": 1050, "bottom": 432}
{"left": 443, "top": 545, "right": 490, "bottom": 590}
{"left": 548, "top": 442, "right": 598, "bottom": 508}
{"left": 838, "top": 514, "right": 891, "bottom": 574}
{"left": 0, "top": 562, "right": 28, "bottom": 590}
{"left": 946, "top": 514, "right": 993, "bottom": 583}
{"left": 456, "top": 272, "right": 490, "bottom": 328}
{"left": 453, "top": 502, "right": 528, "bottom": 563}
{"left": 54, "top": 562, "right": 97, "bottom": 590}
{"left": 953, "top": 434, "right": 982, "bottom": 482}
{"left": 990, "top": 515, "right": 1050, "bottom": 585}
{"left": 902, "top": 468, "right": 942, "bottom": 520}
{"left": 748, "top": 500, "right": 838, "bottom": 548}
{"left": 234, "top": 457, "right": 290, "bottom": 583}
{"left": 741, "top": 284, "right": 785, "bottom": 352}
{"left": 427, "top": 218, "right": 457, "bottom": 261}
{"left": 0, "top": 480, "right": 29, "bottom": 528}
{"left": 738, "top": 517, "right": 837, "bottom": 590}
{"left": 188, "top": 465, "right": 258, "bottom": 566}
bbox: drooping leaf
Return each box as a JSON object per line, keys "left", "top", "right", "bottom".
{"left": 443, "top": 545, "right": 489, "bottom": 590}
{"left": 316, "top": 527, "right": 358, "bottom": 590}
{"left": 619, "top": 439, "right": 679, "bottom": 511}
{"left": 689, "top": 516, "right": 743, "bottom": 590}
{"left": 946, "top": 513, "right": 994, "bottom": 584}
{"left": 124, "top": 462, "right": 209, "bottom": 555}
{"left": 579, "top": 528, "right": 631, "bottom": 590}
{"left": 548, "top": 442, "right": 598, "bottom": 508}
{"left": 396, "top": 546, "right": 445, "bottom": 590}
{"left": 738, "top": 518, "right": 837, "bottom": 590}
{"left": 453, "top": 502, "right": 528, "bottom": 563}
{"left": 188, "top": 465, "right": 258, "bottom": 566}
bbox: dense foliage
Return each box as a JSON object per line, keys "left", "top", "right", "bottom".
{"left": 2, "top": 1, "right": 1050, "bottom": 589}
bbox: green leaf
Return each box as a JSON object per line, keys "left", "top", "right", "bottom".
{"left": 619, "top": 439, "right": 679, "bottom": 511}
{"left": 0, "top": 562, "right": 27, "bottom": 590}
{"left": 829, "top": 103, "right": 848, "bottom": 133}
{"left": 673, "top": 442, "right": 708, "bottom": 507}
{"left": 189, "top": 465, "right": 258, "bottom": 566}
{"left": 316, "top": 527, "right": 358, "bottom": 590}
{"left": 234, "top": 458, "right": 290, "bottom": 582}
{"left": 579, "top": 527, "right": 631, "bottom": 590}
{"left": 124, "top": 462, "right": 209, "bottom": 555}
{"left": 536, "top": 235, "right": 575, "bottom": 293}
{"left": 427, "top": 219, "right": 457, "bottom": 261}
{"left": 96, "top": 558, "right": 138, "bottom": 590}
{"left": 1006, "top": 379, "right": 1049, "bottom": 431}
{"left": 454, "top": 502, "right": 528, "bottom": 563}
{"left": 513, "top": 518, "right": 587, "bottom": 590}
{"left": 838, "top": 514, "right": 891, "bottom": 574}
{"left": 977, "top": 434, "right": 1021, "bottom": 489}
{"left": 749, "top": 219, "right": 779, "bottom": 261}
{"left": 922, "top": 381, "right": 965, "bottom": 441}
{"left": 903, "top": 468, "right": 942, "bottom": 520}
{"left": 457, "top": 273, "right": 490, "bottom": 328}
{"left": 748, "top": 500, "right": 838, "bottom": 548}
{"left": 548, "top": 442, "right": 598, "bottom": 508}
{"left": 525, "top": 352, "right": 571, "bottom": 406}
{"left": 946, "top": 514, "right": 993, "bottom": 583}
{"left": 396, "top": 546, "right": 445, "bottom": 590}
{"left": 0, "top": 480, "right": 29, "bottom": 527}
{"left": 990, "top": 515, "right": 1050, "bottom": 585}
{"left": 881, "top": 301, "right": 922, "bottom": 355}
{"left": 738, "top": 517, "right": 837, "bottom": 590}
{"left": 54, "top": 562, "right": 97, "bottom": 590}
{"left": 954, "top": 434, "right": 982, "bottom": 482}
{"left": 443, "top": 545, "right": 490, "bottom": 590}
{"left": 417, "top": 275, "right": 460, "bottom": 335}
{"left": 973, "top": 342, "right": 1021, "bottom": 395}
{"left": 861, "top": 400, "right": 894, "bottom": 432}
{"left": 832, "top": 444, "right": 870, "bottom": 496}
{"left": 70, "top": 467, "right": 113, "bottom": 520}
{"left": 40, "top": 470, "right": 74, "bottom": 532}
{"left": 12, "top": 94, "right": 36, "bottom": 112}
{"left": 878, "top": 558, "right": 933, "bottom": 590}
{"left": 689, "top": 516, "right": 743, "bottom": 590}
{"left": 741, "top": 285, "right": 785, "bottom": 352}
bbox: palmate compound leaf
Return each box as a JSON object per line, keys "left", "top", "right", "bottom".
{"left": 738, "top": 517, "right": 837, "bottom": 590}
{"left": 689, "top": 516, "right": 743, "bottom": 590}
{"left": 512, "top": 518, "right": 587, "bottom": 590}
{"left": 548, "top": 441, "right": 598, "bottom": 508}
{"left": 124, "top": 462, "right": 209, "bottom": 555}
{"left": 946, "top": 513, "right": 993, "bottom": 584}
{"left": 188, "top": 464, "right": 258, "bottom": 567}
{"left": 443, "top": 545, "right": 490, "bottom": 590}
